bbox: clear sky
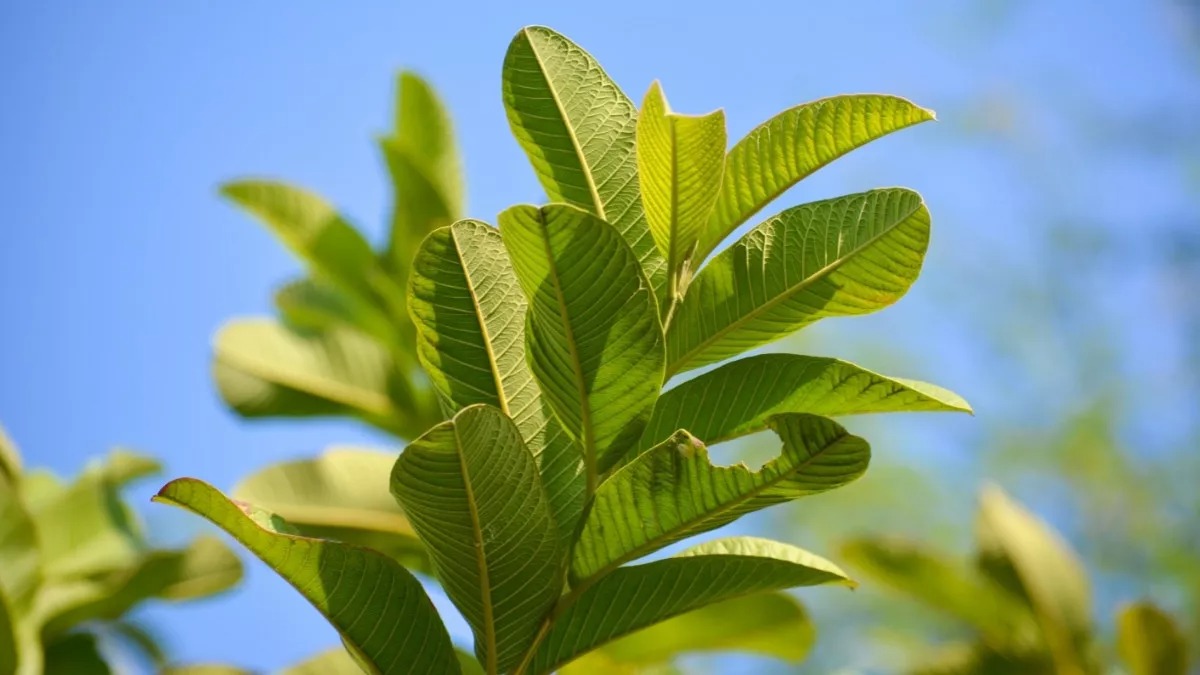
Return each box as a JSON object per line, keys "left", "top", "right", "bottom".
{"left": 2, "top": 1, "right": 1196, "bottom": 673}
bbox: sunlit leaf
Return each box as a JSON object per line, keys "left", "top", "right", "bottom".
{"left": 502, "top": 26, "right": 666, "bottom": 295}
{"left": 0, "top": 469, "right": 39, "bottom": 609}
{"left": 636, "top": 81, "right": 726, "bottom": 300}
{"left": 275, "top": 277, "right": 399, "bottom": 347}
{"left": 233, "top": 447, "right": 431, "bottom": 574}
{"left": 500, "top": 203, "right": 664, "bottom": 477}
{"left": 280, "top": 647, "right": 364, "bottom": 675}
{"left": 667, "top": 188, "right": 930, "bottom": 375}
{"left": 573, "top": 415, "right": 866, "bottom": 580}
{"left": 527, "top": 537, "right": 852, "bottom": 673}
{"left": 697, "top": 94, "right": 934, "bottom": 262}
{"left": 391, "top": 405, "right": 562, "bottom": 672}
{"left": 636, "top": 354, "right": 970, "bottom": 454}
{"left": 1116, "top": 601, "right": 1187, "bottom": 675}
{"left": 29, "top": 466, "right": 141, "bottom": 581}
{"left": 409, "top": 220, "right": 584, "bottom": 541}
{"left": 154, "top": 479, "right": 460, "bottom": 675}
{"left": 596, "top": 592, "right": 815, "bottom": 665}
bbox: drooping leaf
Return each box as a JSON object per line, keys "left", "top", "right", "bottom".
{"left": 153, "top": 479, "right": 460, "bottom": 675}
{"left": 667, "top": 188, "right": 930, "bottom": 376}
{"left": 220, "top": 180, "right": 400, "bottom": 311}
{"left": 502, "top": 26, "right": 666, "bottom": 294}
{"left": 382, "top": 72, "right": 464, "bottom": 273}
{"left": 275, "top": 277, "right": 399, "bottom": 347}
{"left": 1116, "top": 601, "right": 1188, "bottom": 675}
{"left": 976, "top": 486, "right": 1093, "bottom": 675}
{"left": 499, "top": 203, "right": 664, "bottom": 477}
{"left": 839, "top": 537, "right": 1039, "bottom": 650}
{"left": 408, "top": 220, "right": 585, "bottom": 541}
{"left": 636, "top": 354, "right": 970, "bottom": 454}
{"left": 391, "top": 405, "right": 562, "bottom": 673}
{"left": 572, "top": 415, "right": 867, "bottom": 580}
{"left": 37, "top": 535, "right": 243, "bottom": 638}
{"left": 636, "top": 81, "right": 726, "bottom": 299}
{"left": 594, "top": 592, "right": 815, "bottom": 666}
{"left": 526, "top": 537, "right": 852, "bottom": 674}
{"left": 212, "top": 319, "right": 438, "bottom": 438}
{"left": 697, "top": 94, "right": 935, "bottom": 262}
{"left": 232, "top": 447, "right": 430, "bottom": 574}
{"left": 280, "top": 647, "right": 365, "bottom": 675}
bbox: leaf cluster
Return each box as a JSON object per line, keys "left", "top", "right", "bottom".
{"left": 159, "top": 25, "right": 971, "bottom": 675}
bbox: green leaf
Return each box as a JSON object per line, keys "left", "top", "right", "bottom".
{"left": 1116, "top": 601, "right": 1188, "bottom": 675}
{"left": 43, "top": 632, "right": 111, "bottom": 675}
{"left": 161, "top": 666, "right": 253, "bottom": 675}
{"left": 212, "top": 319, "right": 439, "bottom": 439}
{"left": 839, "top": 537, "right": 1039, "bottom": 651}
{"left": 36, "top": 535, "right": 243, "bottom": 638}
{"left": 382, "top": 72, "right": 464, "bottom": 273}
{"left": 30, "top": 466, "right": 141, "bottom": 581}
{"left": 976, "top": 486, "right": 1092, "bottom": 674}
{"left": 697, "top": 94, "right": 935, "bottom": 262}
{"left": 153, "top": 478, "right": 460, "bottom": 675}
{"left": 220, "top": 180, "right": 398, "bottom": 309}
{"left": 408, "top": 220, "right": 585, "bottom": 541}
{"left": 0, "top": 586, "right": 17, "bottom": 675}
{"left": 526, "top": 537, "right": 852, "bottom": 674}
{"left": 0, "top": 469, "right": 39, "bottom": 609}
{"left": 391, "top": 405, "right": 562, "bottom": 673}
{"left": 595, "top": 592, "right": 815, "bottom": 665}
{"left": 0, "top": 423, "right": 20, "bottom": 482}
{"left": 95, "top": 447, "right": 161, "bottom": 486}
{"left": 280, "top": 647, "right": 365, "bottom": 675}
{"left": 232, "top": 447, "right": 431, "bottom": 574}
{"left": 636, "top": 81, "right": 726, "bottom": 299}
{"left": 108, "top": 620, "right": 168, "bottom": 668}
{"left": 572, "top": 415, "right": 867, "bottom": 580}
{"left": 275, "top": 277, "right": 399, "bottom": 347}
{"left": 637, "top": 354, "right": 970, "bottom": 454}
{"left": 668, "top": 188, "right": 930, "bottom": 375}
{"left": 499, "top": 203, "right": 664, "bottom": 477}
{"left": 502, "top": 26, "right": 666, "bottom": 295}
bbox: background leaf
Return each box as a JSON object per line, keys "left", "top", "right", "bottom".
{"left": 233, "top": 447, "right": 430, "bottom": 574}
{"left": 154, "top": 478, "right": 460, "bottom": 675}
{"left": 573, "top": 416, "right": 867, "bottom": 580}
{"left": 382, "top": 71, "right": 464, "bottom": 274}
{"left": 1116, "top": 601, "right": 1188, "bottom": 675}
{"left": 502, "top": 26, "right": 666, "bottom": 294}
{"left": 636, "top": 81, "right": 726, "bottom": 297}
{"left": 391, "top": 405, "right": 562, "bottom": 673}
{"left": 698, "top": 94, "right": 935, "bottom": 261}
{"left": 668, "top": 188, "right": 930, "bottom": 375}
{"left": 408, "top": 220, "right": 585, "bottom": 542}
{"left": 976, "top": 486, "right": 1093, "bottom": 674}
{"left": 500, "top": 204, "right": 664, "bottom": 476}
{"left": 212, "top": 319, "right": 439, "bottom": 438}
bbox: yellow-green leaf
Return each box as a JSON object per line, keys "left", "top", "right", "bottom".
{"left": 1116, "top": 601, "right": 1187, "bottom": 675}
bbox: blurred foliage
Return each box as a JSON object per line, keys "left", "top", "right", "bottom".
{"left": 0, "top": 424, "right": 242, "bottom": 675}
{"left": 842, "top": 486, "right": 1188, "bottom": 674}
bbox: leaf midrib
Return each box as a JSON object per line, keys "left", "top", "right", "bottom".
{"left": 668, "top": 198, "right": 922, "bottom": 376}
{"left": 522, "top": 28, "right": 606, "bottom": 221}
{"left": 453, "top": 228, "right": 511, "bottom": 417}
{"left": 453, "top": 422, "right": 498, "bottom": 675}
{"left": 577, "top": 431, "right": 851, "bottom": 582}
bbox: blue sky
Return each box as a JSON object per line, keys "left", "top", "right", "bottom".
{"left": 2, "top": 1, "right": 1196, "bottom": 672}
